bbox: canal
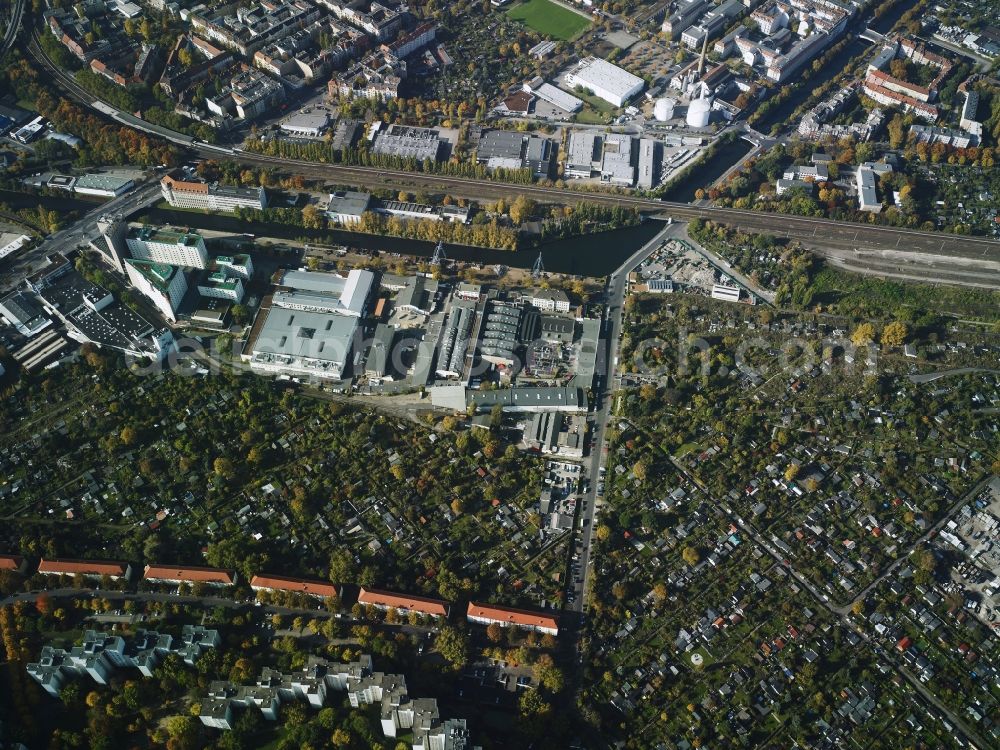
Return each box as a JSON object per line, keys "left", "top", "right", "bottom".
{"left": 138, "top": 206, "right": 669, "bottom": 278}
{"left": 659, "top": 138, "right": 754, "bottom": 203}
{"left": 0, "top": 189, "right": 105, "bottom": 213}
{"left": 870, "top": 0, "right": 920, "bottom": 35}
{"left": 754, "top": 36, "right": 870, "bottom": 133}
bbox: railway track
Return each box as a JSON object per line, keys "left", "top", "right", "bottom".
{"left": 23, "top": 26, "right": 1000, "bottom": 287}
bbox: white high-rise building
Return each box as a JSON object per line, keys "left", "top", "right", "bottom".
{"left": 125, "top": 259, "right": 189, "bottom": 322}
{"left": 127, "top": 226, "right": 209, "bottom": 269}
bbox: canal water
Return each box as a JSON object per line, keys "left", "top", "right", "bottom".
{"left": 659, "top": 138, "right": 754, "bottom": 203}
{"left": 870, "top": 0, "right": 920, "bottom": 34}
{"left": 0, "top": 189, "right": 104, "bottom": 213}
{"left": 139, "top": 206, "right": 669, "bottom": 277}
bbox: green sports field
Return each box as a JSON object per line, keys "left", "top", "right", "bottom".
{"left": 507, "top": 0, "right": 591, "bottom": 40}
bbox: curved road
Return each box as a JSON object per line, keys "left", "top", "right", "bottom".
{"left": 1, "top": 0, "right": 27, "bottom": 58}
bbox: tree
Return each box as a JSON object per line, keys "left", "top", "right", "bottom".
{"left": 651, "top": 582, "right": 668, "bottom": 603}
{"left": 681, "top": 546, "right": 700, "bottom": 566}
{"left": 632, "top": 459, "right": 649, "bottom": 482}
{"left": 230, "top": 304, "right": 249, "bottom": 325}
{"left": 851, "top": 323, "right": 876, "bottom": 347}
{"left": 213, "top": 457, "right": 235, "bottom": 479}
{"left": 509, "top": 195, "right": 536, "bottom": 224}
{"left": 434, "top": 626, "right": 469, "bottom": 669}
{"left": 880, "top": 321, "right": 908, "bottom": 347}
{"left": 328, "top": 549, "right": 357, "bottom": 583}
{"left": 594, "top": 524, "right": 611, "bottom": 542}
{"left": 486, "top": 622, "right": 504, "bottom": 643}
{"left": 119, "top": 426, "right": 138, "bottom": 446}
{"left": 35, "top": 593, "right": 53, "bottom": 616}
{"left": 887, "top": 114, "right": 906, "bottom": 149}
{"left": 784, "top": 464, "right": 800, "bottom": 482}
{"left": 532, "top": 653, "right": 564, "bottom": 692}
{"left": 916, "top": 549, "right": 936, "bottom": 574}
{"left": 165, "top": 715, "right": 201, "bottom": 750}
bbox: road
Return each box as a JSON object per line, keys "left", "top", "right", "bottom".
{"left": 23, "top": 30, "right": 1000, "bottom": 291}
{"left": 0, "top": 179, "right": 162, "bottom": 294}
{"left": 0, "top": 0, "right": 26, "bottom": 58}
{"left": 566, "top": 221, "right": 686, "bottom": 615}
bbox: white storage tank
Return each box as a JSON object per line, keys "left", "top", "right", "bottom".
{"left": 686, "top": 96, "right": 711, "bottom": 128}
{"left": 653, "top": 97, "right": 675, "bottom": 122}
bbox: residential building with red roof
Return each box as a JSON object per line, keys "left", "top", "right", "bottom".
{"left": 143, "top": 564, "right": 237, "bottom": 586}
{"left": 37, "top": 558, "right": 131, "bottom": 580}
{"left": 466, "top": 601, "right": 559, "bottom": 636}
{"left": 250, "top": 574, "right": 338, "bottom": 599}
{"left": 357, "top": 587, "right": 449, "bottom": 618}
{"left": 0, "top": 554, "right": 26, "bottom": 573}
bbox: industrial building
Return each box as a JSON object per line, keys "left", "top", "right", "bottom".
{"left": 272, "top": 268, "right": 375, "bottom": 318}
{"left": 0, "top": 232, "right": 30, "bottom": 262}
{"left": 0, "top": 291, "right": 52, "bottom": 338}
{"left": 522, "top": 412, "right": 585, "bottom": 457}
{"left": 600, "top": 133, "right": 635, "bottom": 186}
{"left": 280, "top": 111, "right": 330, "bottom": 137}
{"left": 245, "top": 268, "right": 372, "bottom": 381}
{"left": 393, "top": 274, "right": 438, "bottom": 315}
{"left": 564, "top": 57, "right": 644, "bottom": 107}
{"left": 479, "top": 300, "right": 521, "bottom": 368}
{"left": 371, "top": 124, "right": 442, "bottom": 162}
{"left": 326, "top": 190, "right": 372, "bottom": 224}
{"left": 711, "top": 283, "right": 741, "bottom": 302}
{"left": 565, "top": 131, "right": 601, "bottom": 178}
{"left": 29, "top": 254, "right": 174, "bottom": 360}
{"left": 431, "top": 385, "right": 584, "bottom": 413}
{"left": 435, "top": 301, "right": 475, "bottom": 378}
{"left": 636, "top": 138, "right": 659, "bottom": 190}
{"left": 523, "top": 79, "right": 583, "bottom": 113}
{"left": 247, "top": 306, "right": 359, "bottom": 381}
{"left": 365, "top": 322, "right": 396, "bottom": 379}
{"left": 73, "top": 173, "right": 135, "bottom": 197}
{"left": 475, "top": 130, "right": 552, "bottom": 176}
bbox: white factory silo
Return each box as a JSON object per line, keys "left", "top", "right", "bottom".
{"left": 653, "top": 97, "right": 675, "bottom": 122}
{"left": 686, "top": 95, "right": 711, "bottom": 128}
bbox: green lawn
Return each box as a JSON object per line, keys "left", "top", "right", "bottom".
{"left": 507, "top": 0, "right": 591, "bottom": 40}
